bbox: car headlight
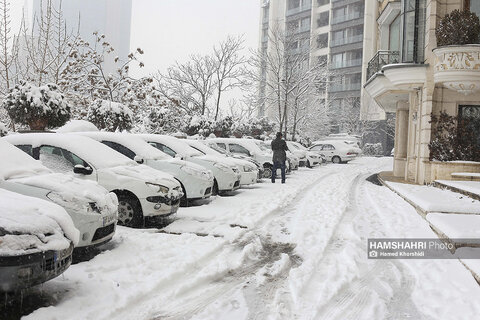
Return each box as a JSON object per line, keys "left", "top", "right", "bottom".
{"left": 145, "top": 182, "right": 169, "bottom": 194}
{"left": 46, "top": 191, "right": 94, "bottom": 214}
{"left": 243, "top": 165, "right": 254, "bottom": 172}
{"left": 213, "top": 162, "right": 233, "bottom": 173}
{"left": 181, "top": 165, "right": 209, "bottom": 180}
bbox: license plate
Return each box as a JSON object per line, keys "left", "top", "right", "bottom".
{"left": 103, "top": 214, "right": 116, "bottom": 227}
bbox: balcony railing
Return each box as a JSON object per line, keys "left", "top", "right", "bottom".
{"left": 366, "top": 50, "right": 400, "bottom": 80}
{"left": 329, "top": 82, "right": 361, "bottom": 92}
{"left": 286, "top": 3, "right": 312, "bottom": 16}
{"left": 330, "top": 34, "right": 363, "bottom": 47}
{"left": 331, "top": 11, "right": 363, "bottom": 24}
{"left": 331, "top": 58, "right": 362, "bottom": 69}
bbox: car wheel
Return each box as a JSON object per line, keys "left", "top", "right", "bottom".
{"left": 212, "top": 179, "right": 219, "bottom": 196}
{"left": 332, "top": 156, "right": 341, "bottom": 164}
{"left": 307, "top": 160, "right": 311, "bottom": 168}
{"left": 262, "top": 166, "right": 272, "bottom": 179}
{"left": 179, "top": 183, "right": 188, "bottom": 207}
{"left": 117, "top": 194, "right": 142, "bottom": 227}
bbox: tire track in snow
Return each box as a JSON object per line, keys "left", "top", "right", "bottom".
{"left": 112, "top": 169, "right": 338, "bottom": 320}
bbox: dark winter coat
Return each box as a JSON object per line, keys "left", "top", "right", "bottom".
{"left": 271, "top": 138, "right": 289, "bottom": 163}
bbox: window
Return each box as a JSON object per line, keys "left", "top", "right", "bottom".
{"left": 317, "top": 12, "right": 329, "bottom": 27}
{"left": 148, "top": 142, "right": 177, "bottom": 157}
{"left": 318, "top": 55, "right": 327, "bottom": 65}
{"left": 311, "top": 145, "right": 323, "bottom": 151}
{"left": 39, "top": 145, "right": 89, "bottom": 173}
{"left": 216, "top": 143, "right": 227, "bottom": 150}
{"left": 317, "top": 33, "right": 328, "bottom": 48}
{"left": 469, "top": 0, "right": 480, "bottom": 16}
{"left": 102, "top": 141, "right": 136, "bottom": 160}
{"left": 401, "top": 0, "right": 426, "bottom": 63}
{"left": 459, "top": 105, "right": 480, "bottom": 146}
{"left": 229, "top": 144, "right": 251, "bottom": 156}
{"left": 288, "top": 0, "right": 300, "bottom": 10}
{"left": 389, "top": 14, "right": 401, "bottom": 51}
{"left": 16, "top": 145, "right": 33, "bottom": 156}
{"left": 317, "top": 0, "right": 329, "bottom": 6}
{"left": 322, "top": 144, "right": 335, "bottom": 151}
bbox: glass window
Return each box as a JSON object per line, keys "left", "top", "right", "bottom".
{"left": 471, "top": 1, "right": 480, "bottom": 16}
{"left": 148, "top": 142, "right": 177, "bottom": 157}
{"left": 317, "top": 33, "right": 328, "bottom": 48}
{"left": 311, "top": 145, "right": 323, "bottom": 151}
{"left": 389, "top": 14, "right": 401, "bottom": 51}
{"left": 102, "top": 141, "right": 136, "bottom": 160}
{"left": 317, "top": 12, "right": 329, "bottom": 27}
{"left": 216, "top": 143, "right": 227, "bottom": 150}
{"left": 459, "top": 105, "right": 480, "bottom": 146}
{"left": 229, "top": 144, "right": 251, "bottom": 156}
{"left": 323, "top": 144, "right": 335, "bottom": 151}
{"left": 401, "top": 0, "right": 426, "bottom": 63}
{"left": 317, "top": 0, "right": 329, "bottom": 6}
{"left": 288, "top": 0, "right": 300, "bottom": 10}
{"left": 39, "top": 145, "right": 89, "bottom": 173}
{"left": 16, "top": 145, "right": 33, "bottom": 157}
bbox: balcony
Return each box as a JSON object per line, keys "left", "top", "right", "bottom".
{"left": 366, "top": 51, "right": 399, "bottom": 80}
{"left": 286, "top": 3, "right": 312, "bottom": 16}
{"left": 433, "top": 44, "right": 480, "bottom": 95}
{"left": 331, "top": 58, "right": 362, "bottom": 69}
{"left": 330, "top": 34, "right": 363, "bottom": 47}
{"left": 331, "top": 11, "right": 363, "bottom": 25}
{"left": 329, "top": 82, "right": 361, "bottom": 92}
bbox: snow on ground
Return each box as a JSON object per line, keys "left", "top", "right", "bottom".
{"left": 6, "top": 157, "right": 480, "bottom": 320}
{"left": 427, "top": 213, "right": 480, "bottom": 239}
{"left": 436, "top": 180, "right": 480, "bottom": 197}
{"left": 386, "top": 181, "right": 480, "bottom": 214}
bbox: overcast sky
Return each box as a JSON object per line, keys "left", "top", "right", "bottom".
{"left": 11, "top": 0, "right": 260, "bottom": 77}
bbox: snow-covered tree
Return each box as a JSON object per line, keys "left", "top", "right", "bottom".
{"left": 141, "top": 101, "right": 188, "bottom": 134}
{"left": 87, "top": 99, "right": 133, "bottom": 132}
{"left": 2, "top": 80, "right": 70, "bottom": 130}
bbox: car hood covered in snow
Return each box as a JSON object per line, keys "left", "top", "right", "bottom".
{"left": 10, "top": 172, "right": 118, "bottom": 216}
{"left": 0, "top": 189, "right": 79, "bottom": 256}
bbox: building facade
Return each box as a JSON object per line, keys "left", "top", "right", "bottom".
{"left": 258, "top": 0, "right": 365, "bottom": 135}
{"left": 29, "top": 0, "right": 132, "bottom": 76}
{"left": 362, "top": 0, "right": 480, "bottom": 184}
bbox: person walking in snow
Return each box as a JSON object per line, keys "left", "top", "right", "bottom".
{"left": 271, "top": 132, "right": 289, "bottom": 184}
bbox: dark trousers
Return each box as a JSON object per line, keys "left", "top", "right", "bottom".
{"left": 271, "top": 161, "right": 286, "bottom": 183}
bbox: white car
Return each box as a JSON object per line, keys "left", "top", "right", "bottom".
{"left": 308, "top": 140, "right": 359, "bottom": 163}
{"left": 287, "top": 141, "right": 323, "bottom": 167}
{"left": 184, "top": 139, "right": 258, "bottom": 186}
{"left": 3, "top": 133, "right": 183, "bottom": 227}
{"left": 0, "top": 140, "right": 118, "bottom": 249}
{"left": 0, "top": 189, "right": 77, "bottom": 292}
{"left": 208, "top": 138, "right": 275, "bottom": 179}
{"left": 137, "top": 134, "right": 241, "bottom": 194}
{"left": 76, "top": 132, "right": 214, "bottom": 205}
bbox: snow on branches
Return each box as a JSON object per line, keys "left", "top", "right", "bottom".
{"left": 2, "top": 81, "right": 70, "bottom": 130}
{"left": 87, "top": 99, "right": 133, "bottom": 132}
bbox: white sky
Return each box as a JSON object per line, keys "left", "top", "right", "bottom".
{"left": 11, "top": 0, "right": 260, "bottom": 77}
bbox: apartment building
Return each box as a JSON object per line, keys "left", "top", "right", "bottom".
{"left": 258, "top": 0, "right": 365, "bottom": 135}
{"left": 361, "top": 0, "right": 480, "bottom": 184}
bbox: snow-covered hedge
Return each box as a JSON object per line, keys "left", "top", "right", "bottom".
{"left": 2, "top": 81, "right": 71, "bottom": 130}
{"left": 363, "top": 143, "right": 383, "bottom": 156}
{"left": 87, "top": 99, "right": 133, "bottom": 132}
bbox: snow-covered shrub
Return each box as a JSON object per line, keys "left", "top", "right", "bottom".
{"left": 429, "top": 111, "right": 480, "bottom": 161}
{"left": 436, "top": 10, "right": 480, "bottom": 46}
{"left": 0, "top": 122, "right": 7, "bottom": 136}
{"left": 2, "top": 81, "right": 71, "bottom": 130}
{"left": 185, "top": 115, "right": 216, "bottom": 137}
{"left": 233, "top": 116, "right": 275, "bottom": 139}
{"left": 142, "top": 105, "right": 187, "bottom": 134}
{"left": 363, "top": 143, "right": 383, "bottom": 156}
{"left": 213, "top": 116, "right": 234, "bottom": 137}
{"left": 87, "top": 100, "right": 133, "bottom": 132}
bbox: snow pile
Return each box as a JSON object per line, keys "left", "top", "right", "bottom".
{"left": 0, "top": 139, "right": 51, "bottom": 180}
{"left": 0, "top": 189, "right": 79, "bottom": 255}
{"left": 427, "top": 213, "right": 480, "bottom": 239}
{"left": 436, "top": 180, "right": 480, "bottom": 197}
{"left": 57, "top": 120, "right": 99, "bottom": 133}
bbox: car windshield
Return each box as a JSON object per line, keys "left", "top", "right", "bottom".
{"left": 255, "top": 141, "right": 271, "bottom": 152}
{"left": 0, "top": 140, "right": 51, "bottom": 180}
{"left": 186, "top": 140, "right": 223, "bottom": 156}
{"left": 207, "top": 142, "right": 230, "bottom": 155}
{"left": 140, "top": 135, "right": 204, "bottom": 157}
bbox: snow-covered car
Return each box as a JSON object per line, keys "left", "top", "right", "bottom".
{"left": 308, "top": 140, "right": 359, "bottom": 163}
{"left": 3, "top": 133, "right": 183, "bottom": 227}
{"left": 204, "top": 141, "right": 265, "bottom": 179}
{"left": 76, "top": 132, "right": 214, "bottom": 205}
{"left": 184, "top": 139, "right": 258, "bottom": 186}
{"left": 0, "top": 189, "right": 77, "bottom": 292}
{"left": 287, "top": 141, "right": 323, "bottom": 167}
{"left": 137, "top": 134, "right": 241, "bottom": 194}
{"left": 208, "top": 138, "right": 275, "bottom": 179}
{"left": 0, "top": 140, "right": 118, "bottom": 249}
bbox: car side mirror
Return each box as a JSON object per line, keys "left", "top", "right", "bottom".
{"left": 73, "top": 164, "right": 93, "bottom": 175}
{"left": 134, "top": 155, "right": 144, "bottom": 164}
{"left": 174, "top": 154, "right": 183, "bottom": 160}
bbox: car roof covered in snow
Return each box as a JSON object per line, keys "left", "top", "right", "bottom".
{"left": 3, "top": 133, "right": 136, "bottom": 169}
{"left": 56, "top": 120, "right": 99, "bottom": 133}
{"left": 184, "top": 139, "right": 222, "bottom": 156}
{"left": 0, "top": 139, "right": 52, "bottom": 180}
{"left": 0, "top": 188, "right": 79, "bottom": 256}
{"left": 137, "top": 134, "right": 204, "bottom": 157}
{"left": 75, "top": 132, "right": 171, "bottom": 160}
{"left": 208, "top": 138, "right": 265, "bottom": 153}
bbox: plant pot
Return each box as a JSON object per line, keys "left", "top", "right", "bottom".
{"left": 433, "top": 44, "right": 480, "bottom": 95}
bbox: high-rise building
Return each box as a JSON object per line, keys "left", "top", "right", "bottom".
{"left": 258, "top": 0, "right": 364, "bottom": 134}
{"left": 29, "top": 0, "right": 132, "bottom": 76}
